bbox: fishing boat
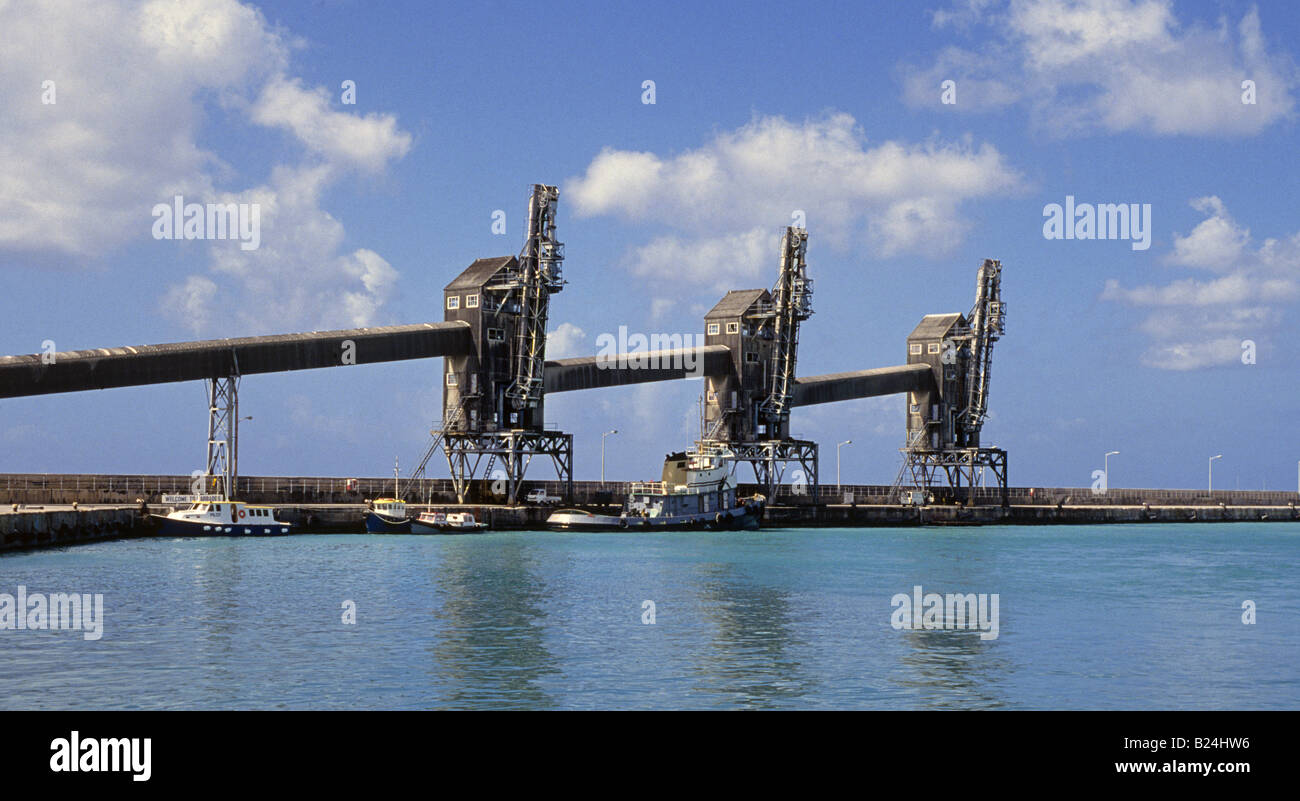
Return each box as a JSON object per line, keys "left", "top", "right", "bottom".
{"left": 410, "top": 510, "right": 488, "bottom": 534}
{"left": 546, "top": 442, "right": 765, "bottom": 531}
{"left": 152, "top": 497, "right": 290, "bottom": 536}
{"left": 365, "top": 497, "right": 413, "bottom": 533}
{"left": 364, "top": 458, "right": 415, "bottom": 532}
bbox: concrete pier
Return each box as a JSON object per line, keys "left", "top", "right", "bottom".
{"left": 2, "top": 472, "right": 1297, "bottom": 553}
{"left": 0, "top": 505, "right": 148, "bottom": 552}
{"left": 770, "top": 502, "right": 1300, "bottom": 526}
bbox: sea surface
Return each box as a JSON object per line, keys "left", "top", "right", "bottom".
{"left": 2, "top": 524, "right": 1297, "bottom": 710}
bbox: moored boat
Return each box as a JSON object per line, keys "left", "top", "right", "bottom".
{"left": 152, "top": 497, "right": 290, "bottom": 536}
{"left": 365, "top": 498, "right": 412, "bottom": 533}
{"left": 411, "top": 510, "right": 488, "bottom": 534}
{"left": 546, "top": 442, "right": 765, "bottom": 532}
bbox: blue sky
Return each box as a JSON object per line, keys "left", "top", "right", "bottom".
{"left": 1, "top": 0, "right": 1298, "bottom": 491}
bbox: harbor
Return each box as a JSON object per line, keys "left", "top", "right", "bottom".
{"left": 5, "top": 0, "right": 1300, "bottom": 731}
{"left": 3, "top": 471, "right": 1297, "bottom": 552}
{"left": 5, "top": 195, "right": 1293, "bottom": 546}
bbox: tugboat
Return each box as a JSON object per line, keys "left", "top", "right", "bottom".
{"left": 152, "top": 497, "right": 291, "bottom": 536}
{"left": 546, "top": 442, "right": 765, "bottom": 531}
{"left": 365, "top": 497, "right": 413, "bottom": 533}
{"left": 411, "top": 510, "right": 488, "bottom": 534}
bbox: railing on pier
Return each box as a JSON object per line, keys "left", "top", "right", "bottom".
{"left": 1, "top": 473, "right": 1296, "bottom": 508}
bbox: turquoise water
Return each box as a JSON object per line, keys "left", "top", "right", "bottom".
{"left": 1, "top": 524, "right": 1297, "bottom": 709}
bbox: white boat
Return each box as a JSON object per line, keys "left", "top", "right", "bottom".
{"left": 152, "top": 497, "right": 290, "bottom": 536}
{"left": 411, "top": 510, "right": 488, "bottom": 534}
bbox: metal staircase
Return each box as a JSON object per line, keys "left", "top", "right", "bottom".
{"left": 888, "top": 427, "right": 929, "bottom": 502}
{"left": 399, "top": 404, "right": 465, "bottom": 501}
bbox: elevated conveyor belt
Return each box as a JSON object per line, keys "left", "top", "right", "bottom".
{"left": 0, "top": 321, "right": 473, "bottom": 399}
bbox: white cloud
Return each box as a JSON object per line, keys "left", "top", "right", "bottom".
{"left": 1102, "top": 197, "right": 1300, "bottom": 369}
{"left": 1167, "top": 196, "right": 1251, "bottom": 269}
{"left": 567, "top": 113, "right": 1022, "bottom": 305}
{"left": 189, "top": 165, "right": 402, "bottom": 332}
{"left": 903, "top": 0, "right": 1297, "bottom": 136}
{"left": 251, "top": 77, "right": 411, "bottom": 172}
{"left": 161, "top": 275, "right": 219, "bottom": 335}
{"left": 0, "top": 0, "right": 411, "bottom": 333}
{"left": 1101, "top": 274, "right": 1295, "bottom": 307}
{"left": 627, "top": 228, "right": 774, "bottom": 292}
{"left": 546, "top": 322, "right": 587, "bottom": 359}
{"left": 1137, "top": 338, "right": 1248, "bottom": 371}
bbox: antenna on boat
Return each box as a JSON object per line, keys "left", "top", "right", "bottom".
{"left": 697, "top": 395, "right": 705, "bottom": 450}
{"left": 394, "top": 457, "right": 399, "bottom": 499}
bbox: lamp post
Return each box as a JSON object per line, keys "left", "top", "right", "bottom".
{"left": 601, "top": 430, "right": 618, "bottom": 486}
{"left": 1209, "top": 454, "right": 1222, "bottom": 494}
{"left": 837, "top": 440, "right": 852, "bottom": 491}
{"left": 1104, "top": 451, "right": 1119, "bottom": 492}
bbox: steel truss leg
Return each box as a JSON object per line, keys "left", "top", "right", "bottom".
{"left": 205, "top": 375, "right": 238, "bottom": 500}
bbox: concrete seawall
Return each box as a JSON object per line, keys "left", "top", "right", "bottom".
{"left": 770, "top": 502, "right": 1300, "bottom": 526}
{"left": 4, "top": 473, "right": 1298, "bottom": 510}
{"left": 0, "top": 506, "right": 147, "bottom": 552}
{"left": 3, "top": 497, "right": 1297, "bottom": 553}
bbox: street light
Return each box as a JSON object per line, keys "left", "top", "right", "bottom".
{"left": 1209, "top": 454, "right": 1222, "bottom": 494}
{"left": 1104, "top": 451, "right": 1119, "bottom": 491}
{"left": 837, "top": 440, "right": 852, "bottom": 491}
{"left": 601, "top": 430, "right": 618, "bottom": 486}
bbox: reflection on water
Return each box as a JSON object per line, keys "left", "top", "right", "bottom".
{"left": 690, "top": 561, "right": 817, "bottom": 708}
{"left": 431, "top": 538, "right": 559, "bottom": 709}
{"left": 894, "top": 629, "right": 1011, "bottom": 710}
{"left": 194, "top": 539, "right": 241, "bottom": 706}
{"left": 0, "top": 524, "right": 1296, "bottom": 709}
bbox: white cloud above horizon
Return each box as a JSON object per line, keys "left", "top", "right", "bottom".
{"left": 903, "top": 0, "right": 1297, "bottom": 137}
{"left": 566, "top": 113, "right": 1024, "bottom": 305}
{"left": 0, "top": 0, "right": 412, "bottom": 335}
{"left": 1102, "top": 196, "right": 1300, "bottom": 369}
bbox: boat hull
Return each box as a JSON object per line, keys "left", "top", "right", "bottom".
{"left": 151, "top": 515, "right": 290, "bottom": 537}
{"left": 365, "top": 511, "right": 412, "bottom": 533}
{"left": 410, "top": 519, "right": 486, "bottom": 534}
{"left": 546, "top": 502, "right": 764, "bottom": 532}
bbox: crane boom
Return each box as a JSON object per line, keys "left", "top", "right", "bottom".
{"left": 959, "top": 258, "right": 1005, "bottom": 444}
{"left": 758, "top": 226, "right": 813, "bottom": 425}
{"left": 504, "top": 184, "right": 564, "bottom": 410}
